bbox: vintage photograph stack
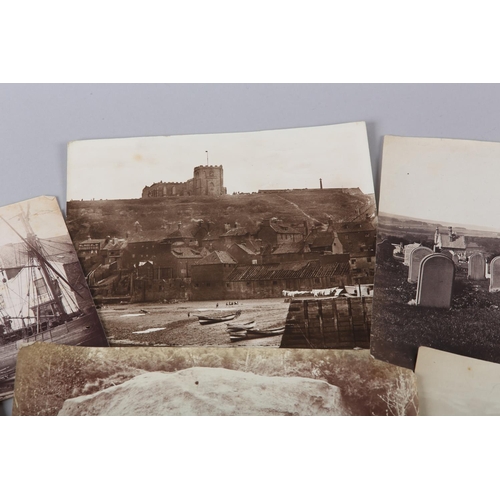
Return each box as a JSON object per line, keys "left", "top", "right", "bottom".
{"left": 2, "top": 120, "right": 499, "bottom": 415}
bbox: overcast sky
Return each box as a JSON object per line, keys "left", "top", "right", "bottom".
{"left": 67, "top": 122, "right": 374, "bottom": 201}
{"left": 0, "top": 196, "right": 68, "bottom": 247}
{"left": 379, "top": 135, "right": 500, "bottom": 231}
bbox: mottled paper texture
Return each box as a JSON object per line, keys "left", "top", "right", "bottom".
{"left": 13, "top": 343, "right": 417, "bottom": 416}
{"left": 416, "top": 346, "right": 500, "bottom": 416}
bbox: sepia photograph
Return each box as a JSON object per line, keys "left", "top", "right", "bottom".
{"left": 371, "top": 135, "right": 500, "bottom": 369}
{"left": 0, "top": 196, "right": 108, "bottom": 401}
{"left": 13, "top": 342, "right": 418, "bottom": 416}
{"left": 67, "top": 123, "right": 376, "bottom": 349}
{"left": 415, "top": 346, "right": 500, "bottom": 416}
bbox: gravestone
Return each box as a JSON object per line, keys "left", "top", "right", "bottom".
{"left": 441, "top": 250, "right": 453, "bottom": 260}
{"left": 416, "top": 254, "right": 455, "bottom": 308}
{"left": 468, "top": 253, "right": 486, "bottom": 280}
{"left": 377, "top": 239, "right": 394, "bottom": 262}
{"left": 408, "top": 246, "right": 433, "bottom": 284}
{"left": 404, "top": 243, "right": 420, "bottom": 266}
{"left": 489, "top": 256, "right": 500, "bottom": 292}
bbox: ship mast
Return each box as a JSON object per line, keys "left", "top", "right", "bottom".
{"left": 2, "top": 209, "right": 71, "bottom": 322}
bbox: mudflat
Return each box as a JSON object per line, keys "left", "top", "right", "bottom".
{"left": 99, "top": 297, "right": 290, "bottom": 347}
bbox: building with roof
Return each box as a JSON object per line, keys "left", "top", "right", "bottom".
{"left": 219, "top": 224, "right": 252, "bottom": 247}
{"left": 141, "top": 165, "right": 226, "bottom": 198}
{"left": 255, "top": 218, "right": 304, "bottom": 249}
{"left": 227, "top": 243, "right": 261, "bottom": 265}
{"left": 191, "top": 258, "right": 352, "bottom": 301}
{"left": 102, "top": 238, "right": 129, "bottom": 269}
{"left": 434, "top": 227, "right": 467, "bottom": 255}
{"left": 332, "top": 221, "right": 376, "bottom": 256}
{"left": 161, "top": 223, "right": 198, "bottom": 246}
{"left": 78, "top": 237, "right": 106, "bottom": 257}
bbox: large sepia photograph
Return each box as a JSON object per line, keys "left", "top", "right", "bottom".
{"left": 13, "top": 342, "right": 418, "bottom": 416}
{"left": 67, "top": 123, "right": 376, "bottom": 349}
{"left": 371, "top": 135, "right": 500, "bottom": 369}
{"left": 0, "top": 196, "right": 108, "bottom": 401}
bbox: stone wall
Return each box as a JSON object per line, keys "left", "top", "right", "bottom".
{"left": 142, "top": 165, "right": 225, "bottom": 198}
{"left": 280, "top": 297, "right": 372, "bottom": 349}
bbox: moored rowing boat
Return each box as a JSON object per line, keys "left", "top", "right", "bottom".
{"left": 229, "top": 325, "right": 285, "bottom": 342}
{"left": 226, "top": 320, "right": 256, "bottom": 331}
{"left": 193, "top": 310, "right": 241, "bottom": 325}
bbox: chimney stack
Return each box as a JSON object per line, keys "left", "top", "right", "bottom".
{"left": 320, "top": 178, "right": 323, "bottom": 189}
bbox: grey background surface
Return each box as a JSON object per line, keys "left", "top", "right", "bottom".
{"left": 2, "top": 83, "right": 500, "bottom": 416}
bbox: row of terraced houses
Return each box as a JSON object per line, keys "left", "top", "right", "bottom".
{"left": 76, "top": 215, "right": 376, "bottom": 303}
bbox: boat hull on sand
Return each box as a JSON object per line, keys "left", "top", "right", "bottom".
{"left": 229, "top": 326, "right": 285, "bottom": 342}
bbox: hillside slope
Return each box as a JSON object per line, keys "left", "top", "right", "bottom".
{"left": 67, "top": 189, "right": 375, "bottom": 242}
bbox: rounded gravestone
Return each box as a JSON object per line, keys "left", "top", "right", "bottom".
{"left": 441, "top": 250, "right": 453, "bottom": 260}
{"left": 408, "top": 246, "right": 433, "bottom": 284}
{"left": 416, "top": 253, "right": 455, "bottom": 308}
{"left": 377, "top": 239, "right": 394, "bottom": 262}
{"left": 490, "top": 256, "right": 500, "bottom": 292}
{"left": 468, "top": 253, "right": 486, "bottom": 280}
{"left": 404, "top": 243, "right": 420, "bottom": 266}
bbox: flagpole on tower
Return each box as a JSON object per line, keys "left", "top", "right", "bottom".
{"left": 205, "top": 151, "right": 209, "bottom": 166}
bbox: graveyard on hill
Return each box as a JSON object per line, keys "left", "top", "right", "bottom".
{"left": 371, "top": 256, "right": 500, "bottom": 370}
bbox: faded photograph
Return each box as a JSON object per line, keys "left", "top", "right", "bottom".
{"left": 0, "top": 196, "right": 108, "bottom": 401}
{"left": 372, "top": 135, "right": 500, "bottom": 369}
{"left": 67, "top": 123, "right": 376, "bottom": 349}
{"left": 13, "top": 342, "right": 418, "bottom": 416}
{"left": 416, "top": 346, "right": 500, "bottom": 416}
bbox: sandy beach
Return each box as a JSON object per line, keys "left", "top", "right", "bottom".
{"left": 98, "top": 298, "right": 290, "bottom": 347}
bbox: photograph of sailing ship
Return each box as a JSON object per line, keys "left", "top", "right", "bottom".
{"left": 0, "top": 196, "right": 108, "bottom": 401}
{"left": 66, "top": 123, "right": 376, "bottom": 349}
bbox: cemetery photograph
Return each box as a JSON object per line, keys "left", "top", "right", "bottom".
{"left": 371, "top": 135, "right": 500, "bottom": 369}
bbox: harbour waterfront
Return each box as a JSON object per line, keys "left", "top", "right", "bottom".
{"left": 99, "top": 298, "right": 290, "bottom": 347}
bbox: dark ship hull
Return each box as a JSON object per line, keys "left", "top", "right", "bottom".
{"left": 0, "top": 309, "right": 107, "bottom": 399}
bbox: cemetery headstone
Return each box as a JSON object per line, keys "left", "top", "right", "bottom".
{"left": 377, "top": 239, "right": 394, "bottom": 262}
{"left": 489, "top": 256, "right": 500, "bottom": 292}
{"left": 441, "top": 250, "right": 453, "bottom": 260}
{"left": 408, "top": 246, "right": 433, "bottom": 284}
{"left": 416, "top": 254, "right": 455, "bottom": 308}
{"left": 404, "top": 243, "right": 420, "bottom": 266}
{"left": 468, "top": 253, "right": 486, "bottom": 280}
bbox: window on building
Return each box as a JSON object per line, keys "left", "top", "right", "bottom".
{"left": 351, "top": 259, "right": 356, "bottom": 264}
{"left": 367, "top": 257, "right": 372, "bottom": 263}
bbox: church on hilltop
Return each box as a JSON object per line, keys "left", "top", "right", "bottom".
{"left": 142, "top": 165, "right": 226, "bottom": 198}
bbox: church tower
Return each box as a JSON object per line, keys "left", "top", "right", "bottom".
{"left": 193, "top": 165, "right": 225, "bottom": 196}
